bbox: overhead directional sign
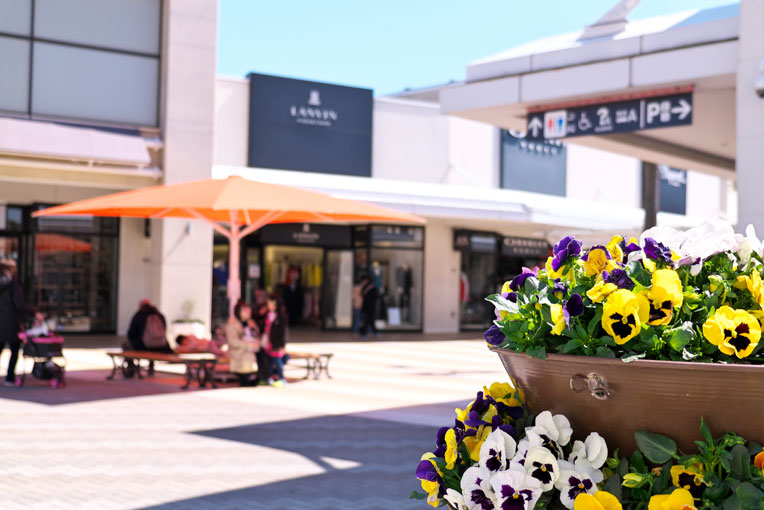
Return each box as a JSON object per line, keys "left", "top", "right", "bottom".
{"left": 526, "top": 92, "right": 693, "bottom": 141}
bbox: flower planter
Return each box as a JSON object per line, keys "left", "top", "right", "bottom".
{"left": 493, "top": 348, "right": 764, "bottom": 454}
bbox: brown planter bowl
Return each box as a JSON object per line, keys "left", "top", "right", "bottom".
{"left": 493, "top": 348, "right": 764, "bottom": 455}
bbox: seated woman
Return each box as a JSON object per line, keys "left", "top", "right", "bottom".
{"left": 174, "top": 334, "right": 225, "bottom": 356}
{"left": 225, "top": 300, "right": 261, "bottom": 387}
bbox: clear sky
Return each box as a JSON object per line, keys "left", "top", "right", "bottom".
{"left": 217, "top": 0, "right": 737, "bottom": 96}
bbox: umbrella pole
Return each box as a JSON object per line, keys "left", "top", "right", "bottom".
{"left": 228, "top": 221, "right": 241, "bottom": 318}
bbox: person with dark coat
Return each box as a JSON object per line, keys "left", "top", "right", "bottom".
{"left": 263, "top": 294, "right": 288, "bottom": 386}
{"left": 126, "top": 299, "right": 172, "bottom": 353}
{"left": 0, "top": 259, "right": 37, "bottom": 386}
{"left": 360, "top": 277, "right": 379, "bottom": 338}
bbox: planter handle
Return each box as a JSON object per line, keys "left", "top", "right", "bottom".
{"left": 570, "top": 372, "right": 614, "bottom": 400}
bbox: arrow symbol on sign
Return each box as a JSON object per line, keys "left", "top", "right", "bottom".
{"left": 528, "top": 116, "right": 543, "bottom": 137}
{"left": 671, "top": 99, "right": 692, "bottom": 120}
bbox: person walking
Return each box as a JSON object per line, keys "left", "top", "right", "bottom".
{"left": 0, "top": 259, "right": 38, "bottom": 386}
{"left": 263, "top": 294, "right": 288, "bottom": 387}
{"left": 360, "top": 276, "right": 379, "bottom": 338}
{"left": 352, "top": 277, "right": 365, "bottom": 336}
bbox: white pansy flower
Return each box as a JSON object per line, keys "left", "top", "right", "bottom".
{"left": 555, "top": 469, "right": 597, "bottom": 509}
{"left": 523, "top": 446, "right": 560, "bottom": 491}
{"left": 479, "top": 428, "right": 517, "bottom": 472}
{"left": 461, "top": 466, "right": 497, "bottom": 510}
{"left": 508, "top": 438, "right": 531, "bottom": 472}
{"left": 525, "top": 411, "right": 573, "bottom": 458}
{"left": 490, "top": 470, "right": 542, "bottom": 510}
{"left": 444, "top": 489, "right": 468, "bottom": 510}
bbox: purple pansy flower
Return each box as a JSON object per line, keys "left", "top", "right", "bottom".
{"left": 484, "top": 324, "right": 505, "bottom": 346}
{"left": 415, "top": 459, "right": 441, "bottom": 484}
{"left": 603, "top": 269, "right": 635, "bottom": 290}
{"left": 551, "top": 278, "right": 567, "bottom": 297}
{"left": 643, "top": 237, "right": 673, "bottom": 263}
{"left": 620, "top": 238, "right": 641, "bottom": 256}
{"left": 509, "top": 267, "right": 539, "bottom": 291}
{"left": 552, "top": 236, "right": 582, "bottom": 272}
{"left": 562, "top": 293, "right": 584, "bottom": 327}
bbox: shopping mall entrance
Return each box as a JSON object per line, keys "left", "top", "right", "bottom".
{"left": 212, "top": 223, "right": 425, "bottom": 333}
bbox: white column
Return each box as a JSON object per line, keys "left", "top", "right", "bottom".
{"left": 150, "top": 0, "right": 217, "bottom": 335}
{"left": 735, "top": 0, "right": 764, "bottom": 233}
{"left": 423, "top": 220, "right": 461, "bottom": 333}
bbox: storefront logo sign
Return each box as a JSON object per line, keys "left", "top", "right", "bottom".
{"left": 291, "top": 224, "right": 321, "bottom": 244}
{"left": 290, "top": 90, "right": 339, "bottom": 127}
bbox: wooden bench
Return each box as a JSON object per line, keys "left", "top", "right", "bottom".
{"left": 212, "top": 352, "right": 334, "bottom": 382}
{"left": 106, "top": 350, "right": 218, "bottom": 390}
{"left": 288, "top": 352, "right": 333, "bottom": 380}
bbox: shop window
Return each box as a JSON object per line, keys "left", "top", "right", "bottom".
{"left": 6, "top": 207, "right": 24, "bottom": 231}
{"left": 32, "top": 232, "right": 118, "bottom": 333}
{"left": 368, "top": 248, "right": 423, "bottom": 330}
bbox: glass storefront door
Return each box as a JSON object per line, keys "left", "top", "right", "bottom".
{"left": 323, "top": 249, "right": 353, "bottom": 329}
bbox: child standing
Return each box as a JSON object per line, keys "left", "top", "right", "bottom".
{"left": 263, "top": 294, "right": 288, "bottom": 387}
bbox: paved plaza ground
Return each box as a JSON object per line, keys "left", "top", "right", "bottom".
{"left": 0, "top": 335, "right": 505, "bottom": 510}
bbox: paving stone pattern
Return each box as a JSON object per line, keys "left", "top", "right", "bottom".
{"left": 0, "top": 338, "right": 504, "bottom": 510}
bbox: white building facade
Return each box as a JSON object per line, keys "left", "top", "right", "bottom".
{"left": 213, "top": 74, "right": 733, "bottom": 333}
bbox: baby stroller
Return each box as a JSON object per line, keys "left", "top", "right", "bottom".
{"left": 16, "top": 332, "right": 66, "bottom": 389}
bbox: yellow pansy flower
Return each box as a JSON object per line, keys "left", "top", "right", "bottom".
{"left": 648, "top": 488, "right": 697, "bottom": 510}
{"left": 602, "top": 289, "right": 649, "bottom": 344}
{"left": 583, "top": 246, "right": 619, "bottom": 277}
{"left": 463, "top": 425, "right": 492, "bottom": 462}
{"left": 736, "top": 270, "right": 764, "bottom": 307}
{"left": 670, "top": 465, "right": 706, "bottom": 499}
{"left": 483, "top": 381, "right": 523, "bottom": 408}
{"left": 444, "top": 428, "right": 458, "bottom": 469}
{"left": 587, "top": 279, "right": 618, "bottom": 303}
{"left": 702, "top": 306, "right": 761, "bottom": 358}
{"left": 754, "top": 449, "right": 764, "bottom": 477}
{"left": 606, "top": 235, "right": 624, "bottom": 262}
{"left": 574, "top": 491, "right": 623, "bottom": 510}
{"left": 550, "top": 304, "right": 566, "bottom": 335}
{"left": 545, "top": 256, "right": 572, "bottom": 280}
{"left": 645, "top": 269, "right": 683, "bottom": 326}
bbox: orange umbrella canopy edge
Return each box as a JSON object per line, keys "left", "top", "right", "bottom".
{"left": 32, "top": 175, "right": 425, "bottom": 225}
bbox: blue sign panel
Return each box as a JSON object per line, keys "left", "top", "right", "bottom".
{"left": 247, "top": 73, "right": 373, "bottom": 176}
{"left": 526, "top": 92, "right": 693, "bottom": 141}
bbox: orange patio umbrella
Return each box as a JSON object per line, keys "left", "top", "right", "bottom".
{"left": 33, "top": 175, "right": 425, "bottom": 315}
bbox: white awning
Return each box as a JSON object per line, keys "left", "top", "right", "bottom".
{"left": 0, "top": 117, "right": 152, "bottom": 167}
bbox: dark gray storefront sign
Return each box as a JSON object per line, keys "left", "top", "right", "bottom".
{"left": 526, "top": 92, "right": 693, "bottom": 141}
{"left": 453, "top": 230, "right": 497, "bottom": 253}
{"left": 501, "top": 130, "right": 566, "bottom": 196}
{"left": 501, "top": 237, "right": 551, "bottom": 258}
{"left": 657, "top": 165, "right": 687, "bottom": 215}
{"left": 256, "top": 223, "right": 352, "bottom": 247}
{"left": 247, "top": 73, "right": 372, "bottom": 176}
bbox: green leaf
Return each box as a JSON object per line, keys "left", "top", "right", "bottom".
{"left": 666, "top": 322, "right": 695, "bottom": 352}
{"left": 736, "top": 482, "right": 764, "bottom": 509}
{"left": 595, "top": 346, "right": 616, "bottom": 358}
{"left": 635, "top": 430, "right": 678, "bottom": 464}
{"left": 486, "top": 293, "right": 519, "bottom": 315}
{"left": 630, "top": 450, "right": 648, "bottom": 473}
{"left": 561, "top": 338, "right": 583, "bottom": 353}
{"left": 409, "top": 490, "right": 427, "bottom": 500}
{"left": 730, "top": 444, "right": 751, "bottom": 480}
{"left": 526, "top": 345, "right": 547, "bottom": 360}
{"left": 587, "top": 307, "right": 603, "bottom": 336}
{"left": 699, "top": 417, "right": 713, "bottom": 445}
{"left": 603, "top": 472, "right": 623, "bottom": 500}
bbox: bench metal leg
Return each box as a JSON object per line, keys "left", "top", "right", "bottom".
{"left": 202, "top": 361, "right": 217, "bottom": 389}
{"left": 181, "top": 364, "right": 194, "bottom": 390}
{"left": 319, "top": 355, "right": 333, "bottom": 379}
{"left": 106, "top": 356, "right": 120, "bottom": 380}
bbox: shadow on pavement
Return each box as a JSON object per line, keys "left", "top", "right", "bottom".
{"left": 0, "top": 369, "right": 211, "bottom": 405}
{"left": 141, "top": 412, "right": 448, "bottom": 510}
